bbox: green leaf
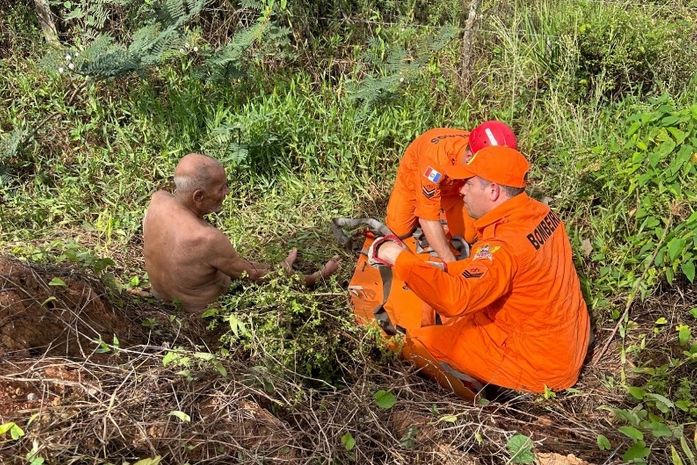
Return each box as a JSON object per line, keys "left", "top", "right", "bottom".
{"left": 623, "top": 441, "right": 650, "bottom": 462}
{"left": 661, "top": 115, "right": 681, "bottom": 126}
{"left": 668, "top": 127, "right": 687, "bottom": 144}
{"left": 201, "top": 307, "right": 218, "bottom": 318}
{"left": 439, "top": 414, "right": 458, "bottom": 423}
{"left": 627, "top": 121, "right": 641, "bottom": 137}
{"left": 655, "top": 137, "right": 677, "bottom": 158}
{"left": 162, "top": 351, "right": 178, "bottom": 367}
{"left": 689, "top": 308, "right": 697, "bottom": 319}
{"left": 675, "top": 400, "right": 691, "bottom": 412}
{"left": 677, "top": 324, "right": 692, "bottom": 347}
{"left": 597, "top": 434, "right": 611, "bottom": 451}
{"left": 667, "top": 238, "right": 686, "bottom": 262}
{"left": 10, "top": 423, "right": 24, "bottom": 440}
{"left": 95, "top": 339, "right": 111, "bottom": 353}
{"left": 228, "top": 314, "right": 249, "bottom": 338}
{"left": 680, "top": 435, "right": 695, "bottom": 463}
{"left": 542, "top": 385, "right": 556, "bottom": 399}
{"left": 671, "top": 445, "right": 685, "bottom": 465}
{"left": 667, "top": 267, "right": 675, "bottom": 285}
{"left": 648, "top": 421, "right": 672, "bottom": 439}
{"left": 603, "top": 406, "right": 641, "bottom": 426}
{"left": 619, "top": 425, "right": 644, "bottom": 441}
{"left": 646, "top": 393, "right": 675, "bottom": 413}
{"left": 176, "top": 369, "right": 192, "bottom": 381}
{"left": 168, "top": 410, "right": 191, "bottom": 422}
{"left": 627, "top": 386, "right": 646, "bottom": 400}
{"left": 193, "top": 352, "right": 215, "bottom": 361}
{"left": 507, "top": 434, "right": 535, "bottom": 464}
{"left": 373, "top": 390, "right": 396, "bottom": 410}
{"left": 681, "top": 261, "right": 695, "bottom": 283}
{"left": 212, "top": 361, "right": 228, "bottom": 377}
{"left": 49, "top": 277, "right": 66, "bottom": 286}
{"left": 341, "top": 432, "right": 356, "bottom": 451}
{"left": 0, "top": 422, "right": 24, "bottom": 440}
{"left": 655, "top": 317, "right": 668, "bottom": 325}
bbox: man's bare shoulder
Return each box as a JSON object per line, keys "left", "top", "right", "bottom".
{"left": 199, "top": 224, "right": 233, "bottom": 247}
{"left": 149, "top": 190, "right": 174, "bottom": 205}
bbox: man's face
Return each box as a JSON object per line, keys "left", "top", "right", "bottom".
{"left": 459, "top": 176, "right": 491, "bottom": 219}
{"left": 201, "top": 166, "right": 229, "bottom": 214}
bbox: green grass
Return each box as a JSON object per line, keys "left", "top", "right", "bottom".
{"left": 1, "top": 0, "right": 697, "bottom": 462}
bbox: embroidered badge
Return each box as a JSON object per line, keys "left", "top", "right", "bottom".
{"left": 472, "top": 244, "right": 500, "bottom": 261}
{"left": 421, "top": 185, "right": 438, "bottom": 199}
{"left": 461, "top": 266, "right": 485, "bottom": 278}
{"left": 424, "top": 166, "right": 442, "bottom": 183}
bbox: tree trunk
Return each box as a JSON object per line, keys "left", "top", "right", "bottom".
{"left": 459, "top": 0, "right": 482, "bottom": 94}
{"left": 33, "top": 0, "right": 59, "bottom": 46}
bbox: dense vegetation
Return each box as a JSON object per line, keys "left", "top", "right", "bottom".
{"left": 1, "top": 0, "right": 696, "bottom": 463}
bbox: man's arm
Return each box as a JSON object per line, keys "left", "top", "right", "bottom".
{"left": 419, "top": 218, "right": 457, "bottom": 263}
{"left": 377, "top": 241, "right": 515, "bottom": 317}
{"left": 414, "top": 155, "right": 456, "bottom": 262}
{"left": 207, "top": 230, "right": 288, "bottom": 281}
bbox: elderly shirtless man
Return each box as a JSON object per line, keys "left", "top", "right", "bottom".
{"left": 143, "top": 153, "right": 340, "bottom": 312}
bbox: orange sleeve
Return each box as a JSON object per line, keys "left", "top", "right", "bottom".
{"left": 393, "top": 242, "right": 516, "bottom": 318}
{"left": 413, "top": 150, "right": 444, "bottom": 221}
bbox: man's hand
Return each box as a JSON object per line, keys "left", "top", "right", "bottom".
{"left": 419, "top": 218, "right": 457, "bottom": 262}
{"left": 280, "top": 248, "right": 298, "bottom": 273}
{"left": 368, "top": 235, "right": 406, "bottom": 267}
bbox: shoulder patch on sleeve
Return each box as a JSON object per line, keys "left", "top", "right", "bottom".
{"left": 423, "top": 166, "right": 442, "bottom": 183}
{"left": 461, "top": 265, "right": 486, "bottom": 279}
{"left": 471, "top": 244, "right": 501, "bottom": 261}
{"left": 421, "top": 185, "right": 438, "bottom": 199}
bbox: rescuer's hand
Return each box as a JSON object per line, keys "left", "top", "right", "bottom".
{"left": 367, "top": 235, "right": 406, "bottom": 267}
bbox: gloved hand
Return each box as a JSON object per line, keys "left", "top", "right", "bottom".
{"left": 367, "top": 234, "right": 405, "bottom": 267}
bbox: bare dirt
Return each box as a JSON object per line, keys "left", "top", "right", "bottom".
{"left": 0, "top": 256, "right": 146, "bottom": 358}
{"left": 0, "top": 255, "right": 156, "bottom": 419}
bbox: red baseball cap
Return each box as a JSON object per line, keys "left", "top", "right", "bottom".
{"left": 469, "top": 121, "right": 517, "bottom": 154}
{"left": 447, "top": 146, "right": 529, "bottom": 188}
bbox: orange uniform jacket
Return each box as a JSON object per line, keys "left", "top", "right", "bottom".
{"left": 386, "top": 128, "right": 477, "bottom": 242}
{"left": 393, "top": 193, "right": 590, "bottom": 392}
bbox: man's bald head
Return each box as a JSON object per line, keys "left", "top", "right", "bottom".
{"left": 174, "top": 153, "right": 223, "bottom": 193}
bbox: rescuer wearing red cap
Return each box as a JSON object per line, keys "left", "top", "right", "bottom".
{"left": 372, "top": 146, "right": 590, "bottom": 392}
{"left": 385, "top": 121, "right": 517, "bottom": 263}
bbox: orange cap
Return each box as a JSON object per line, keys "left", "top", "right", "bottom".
{"left": 446, "top": 146, "right": 529, "bottom": 188}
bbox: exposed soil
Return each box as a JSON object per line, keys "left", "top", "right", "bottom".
{"left": 0, "top": 256, "right": 147, "bottom": 358}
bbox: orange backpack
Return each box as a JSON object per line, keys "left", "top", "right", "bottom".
{"left": 348, "top": 233, "right": 483, "bottom": 399}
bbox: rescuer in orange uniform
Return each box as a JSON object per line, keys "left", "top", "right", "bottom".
{"left": 385, "top": 122, "right": 517, "bottom": 263}
{"left": 373, "top": 146, "right": 590, "bottom": 392}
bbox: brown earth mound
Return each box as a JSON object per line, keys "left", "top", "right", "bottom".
{"left": 0, "top": 256, "right": 146, "bottom": 357}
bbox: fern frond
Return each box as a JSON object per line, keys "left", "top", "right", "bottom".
{"left": 0, "top": 128, "right": 29, "bottom": 162}
{"left": 202, "top": 124, "right": 249, "bottom": 166}
{"left": 240, "top": 0, "right": 264, "bottom": 11}
{"left": 206, "top": 20, "right": 269, "bottom": 68}
{"left": 164, "top": 0, "right": 186, "bottom": 23}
